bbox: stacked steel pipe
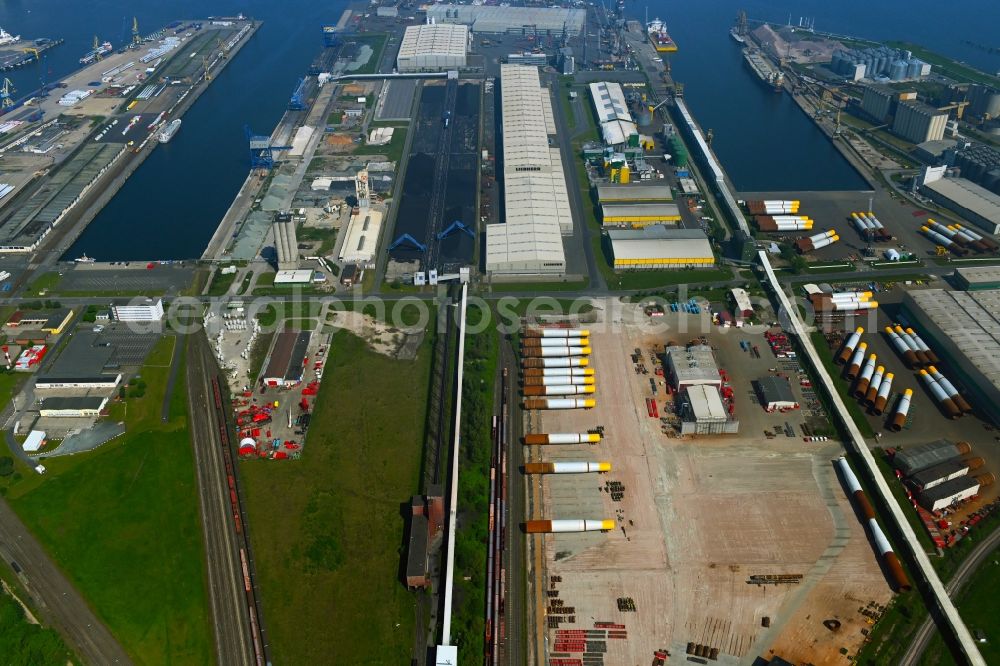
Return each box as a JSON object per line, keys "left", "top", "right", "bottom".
{"left": 920, "top": 369, "right": 962, "bottom": 419}
{"left": 834, "top": 457, "right": 912, "bottom": 592}
{"left": 889, "top": 389, "right": 913, "bottom": 431}
{"left": 523, "top": 433, "right": 602, "bottom": 445}
{"left": 927, "top": 366, "right": 973, "bottom": 414}
{"left": 523, "top": 519, "right": 614, "bottom": 533}
{"left": 523, "top": 398, "right": 596, "bottom": 410}
{"left": 846, "top": 342, "right": 868, "bottom": 380}
{"left": 851, "top": 212, "right": 891, "bottom": 241}
{"left": 884, "top": 326, "right": 919, "bottom": 368}
{"left": 919, "top": 221, "right": 968, "bottom": 256}
{"left": 863, "top": 365, "right": 885, "bottom": 404}
{"left": 812, "top": 291, "right": 878, "bottom": 313}
{"left": 953, "top": 222, "right": 999, "bottom": 251}
{"left": 872, "top": 372, "right": 894, "bottom": 415}
{"left": 853, "top": 354, "right": 878, "bottom": 398}
{"left": 795, "top": 229, "right": 840, "bottom": 253}
{"left": 755, "top": 215, "right": 814, "bottom": 232}
{"left": 836, "top": 327, "right": 864, "bottom": 364}
{"left": 523, "top": 462, "right": 611, "bottom": 474}
{"left": 906, "top": 328, "right": 939, "bottom": 364}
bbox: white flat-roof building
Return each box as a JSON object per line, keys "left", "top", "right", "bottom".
{"left": 666, "top": 345, "right": 722, "bottom": 391}
{"left": 396, "top": 24, "right": 469, "bottom": 72}
{"left": 425, "top": 5, "right": 586, "bottom": 35}
{"left": 23, "top": 430, "right": 46, "bottom": 453}
{"left": 339, "top": 209, "right": 383, "bottom": 265}
{"left": 486, "top": 65, "right": 570, "bottom": 276}
{"left": 112, "top": 299, "right": 164, "bottom": 322}
{"left": 273, "top": 269, "right": 315, "bottom": 285}
{"left": 679, "top": 384, "right": 739, "bottom": 435}
{"left": 589, "top": 82, "right": 637, "bottom": 147}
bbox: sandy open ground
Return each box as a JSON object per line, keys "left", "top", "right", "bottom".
{"left": 523, "top": 306, "right": 894, "bottom": 665}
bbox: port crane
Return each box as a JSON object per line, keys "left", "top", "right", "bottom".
{"left": 93, "top": 36, "right": 104, "bottom": 62}
{"left": 132, "top": 17, "right": 142, "bottom": 48}
{"left": 245, "top": 125, "right": 292, "bottom": 170}
{"left": 0, "top": 79, "right": 14, "bottom": 109}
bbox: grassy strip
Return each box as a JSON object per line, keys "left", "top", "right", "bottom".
{"left": 449, "top": 309, "right": 498, "bottom": 662}
{"left": 6, "top": 336, "right": 213, "bottom": 665}
{"left": 206, "top": 268, "right": 239, "bottom": 296}
{"left": 808, "top": 331, "right": 876, "bottom": 438}
{"left": 25, "top": 272, "right": 61, "bottom": 296}
{"left": 240, "top": 328, "right": 432, "bottom": 663}
{"left": 492, "top": 280, "right": 590, "bottom": 293}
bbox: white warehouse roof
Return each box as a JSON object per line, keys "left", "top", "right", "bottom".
{"left": 425, "top": 5, "right": 586, "bottom": 35}
{"left": 589, "top": 81, "right": 637, "bottom": 146}
{"left": 607, "top": 227, "right": 713, "bottom": 261}
{"left": 486, "top": 65, "right": 570, "bottom": 275}
{"left": 397, "top": 24, "right": 468, "bottom": 72}
{"left": 686, "top": 385, "right": 728, "bottom": 422}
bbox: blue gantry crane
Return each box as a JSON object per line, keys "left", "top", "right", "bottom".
{"left": 322, "top": 25, "right": 338, "bottom": 48}
{"left": 289, "top": 77, "right": 307, "bottom": 110}
{"left": 389, "top": 233, "right": 427, "bottom": 253}
{"left": 437, "top": 220, "right": 475, "bottom": 240}
{"left": 245, "top": 125, "right": 292, "bottom": 170}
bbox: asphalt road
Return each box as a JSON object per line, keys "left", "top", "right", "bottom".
{"left": 185, "top": 335, "right": 256, "bottom": 666}
{"left": 899, "top": 527, "right": 1000, "bottom": 665}
{"left": 0, "top": 499, "right": 132, "bottom": 664}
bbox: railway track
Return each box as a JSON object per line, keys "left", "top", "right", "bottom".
{"left": 186, "top": 335, "right": 264, "bottom": 666}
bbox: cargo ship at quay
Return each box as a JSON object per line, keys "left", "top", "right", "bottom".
{"left": 743, "top": 47, "right": 784, "bottom": 92}
{"left": 647, "top": 18, "right": 677, "bottom": 52}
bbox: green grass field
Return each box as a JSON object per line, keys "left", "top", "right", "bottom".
{"left": 6, "top": 336, "right": 212, "bottom": 665}
{"left": 240, "top": 328, "right": 433, "bottom": 663}
{"left": 921, "top": 557, "right": 1000, "bottom": 664}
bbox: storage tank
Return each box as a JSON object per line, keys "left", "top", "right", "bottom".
{"left": 906, "top": 60, "right": 921, "bottom": 79}
{"left": 890, "top": 60, "right": 907, "bottom": 81}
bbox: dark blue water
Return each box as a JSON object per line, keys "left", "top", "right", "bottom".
{"left": 631, "top": 0, "right": 1000, "bottom": 192}
{"left": 2, "top": 1, "right": 998, "bottom": 256}
{"left": 0, "top": 0, "right": 348, "bottom": 261}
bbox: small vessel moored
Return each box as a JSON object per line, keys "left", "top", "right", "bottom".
{"left": 0, "top": 27, "right": 21, "bottom": 46}
{"left": 74, "top": 253, "right": 96, "bottom": 263}
{"left": 80, "top": 41, "right": 113, "bottom": 65}
{"left": 158, "top": 118, "right": 182, "bottom": 143}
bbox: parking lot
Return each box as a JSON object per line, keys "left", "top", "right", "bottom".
{"left": 55, "top": 262, "right": 195, "bottom": 294}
